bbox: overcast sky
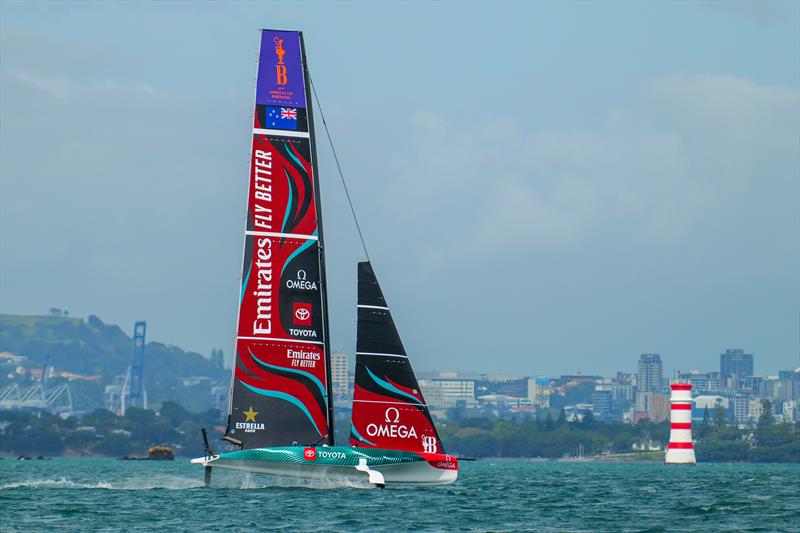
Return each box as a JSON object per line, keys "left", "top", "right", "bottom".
{"left": 1, "top": 1, "right": 798, "bottom": 377}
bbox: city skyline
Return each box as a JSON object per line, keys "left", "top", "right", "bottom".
{"left": 1, "top": 2, "right": 798, "bottom": 377}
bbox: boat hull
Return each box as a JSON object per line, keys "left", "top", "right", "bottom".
{"left": 192, "top": 446, "right": 458, "bottom": 485}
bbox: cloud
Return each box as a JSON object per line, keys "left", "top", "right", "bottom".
{"left": 389, "top": 74, "right": 798, "bottom": 264}
{"left": 10, "top": 68, "right": 156, "bottom": 99}
{"left": 10, "top": 69, "right": 72, "bottom": 99}
{"left": 701, "top": 0, "right": 790, "bottom": 23}
{"left": 645, "top": 74, "right": 799, "bottom": 152}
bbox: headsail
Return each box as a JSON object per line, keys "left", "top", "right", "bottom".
{"left": 226, "top": 29, "right": 334, "bottom": 449}
{"left": 350, "top": 261, "right": 445, "bottom": 454}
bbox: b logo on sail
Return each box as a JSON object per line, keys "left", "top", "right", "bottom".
{"left": 274, "top": 36, "right": 288, "bottom": 86}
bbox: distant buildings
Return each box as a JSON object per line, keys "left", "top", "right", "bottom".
{"left": 4, "top": 340, "right": 796, "bottom": 428}
{"left": 527, "top": 376, "right": 550, "bottom": 409}
{"left": 677, "top": 371, "right": 721, "bottom": 393}
{"left": 636, "top": 354, "right": 664, "bottom": 418}
{"left": 591, "top": 387, "right": 612, "bottom": 419}
{"left": 637, "top": 354, "right": 664, "bottom": 394}
{"left": 646, "top": 393, "right": 670, "bottom": 423}
{"left": 431, "top": 378, "right": 476, "bottom": 409}
{"left": 781, "top": 400, "right": 798, "bottom": 423}
{"left": 330, "top": 352, "right": 349, "bottom": 397}
{"left": 720, "top": 349, "right": 754, "bottom": 387}
{"left": 693, "top": 395, "right": 729, "bottom": 417}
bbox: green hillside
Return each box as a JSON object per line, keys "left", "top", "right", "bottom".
{"left": 0, "top": 313, "right": 228, "bottom": 411}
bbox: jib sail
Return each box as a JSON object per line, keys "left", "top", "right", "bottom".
{"left": 225, "top": 29, "right": 334, "bottom": 448}
{"left": 350, "top": 261, "right": 445, "bottom": 454}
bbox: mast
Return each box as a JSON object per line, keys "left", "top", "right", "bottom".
{"left": 300, "top": 32, "right": 335, "bottom": 445}
{"left": 224, "top": 29, "right": 333, "bottom": 449}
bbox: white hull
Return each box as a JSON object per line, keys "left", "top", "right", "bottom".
{"left": 201, "top": 456, "right": 456, "bottom": 484}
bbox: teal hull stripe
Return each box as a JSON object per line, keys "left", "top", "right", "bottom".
{"left": 365, "top": 366, "right": 421, "bottom": 405}
{"left": 240, "top": 264, "right": 252, "bottom": 304}
{"left": 249, "top": 349, "right": 327, "bottom": 399}
{"left": 281, "top": 169, "right": 293, "bottom": 233}
{"left": 239, "top": 381, "right": 323, "bottom": 437}
{"left": 280, "top": 232, "right": 318, "bottom": 276}
{"left": 216, "top": 445, "right": 426, "bottom": 468}
{"left": 350, "top": 425, "right": 376, "bottom": 446}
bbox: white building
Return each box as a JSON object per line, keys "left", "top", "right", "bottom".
{"left": 733, "top": 396, "right": 751, "bottom": 424}
{"left": 694, "top": 395, "right": 729, "bottom": 410}
{"left": 747, "top": 399, "right": 765, "bottom": 421}
{"left": 781, "top": 400, "right": 798, "bottom": 423}
{"left": 330, "top": 352, "right": 349, "bottom": 397}
{"left": 418, "top": 378, "right": 475, "bottom": 409}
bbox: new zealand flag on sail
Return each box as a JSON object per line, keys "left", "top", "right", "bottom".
{"left": 256, "top": 105, "right": 308, "bottom": 132}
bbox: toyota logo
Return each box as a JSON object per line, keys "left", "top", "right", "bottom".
{"left": 295, "top": 308, "right": 310, "bottom": 321}
{"left": 385, "top": 407, "right": 400, "bottom": 423}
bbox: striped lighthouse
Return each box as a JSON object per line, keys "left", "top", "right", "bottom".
{"left": 665, "top": 382, "right": 696, "bottom": 464}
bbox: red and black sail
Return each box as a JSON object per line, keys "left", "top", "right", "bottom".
{"left": 225, "top": 30, "right": 334, "bottom": 448}
{"left": 350, "top": 262, "right": 445, "bottom": 454}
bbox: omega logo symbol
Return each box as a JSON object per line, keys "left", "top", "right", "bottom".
{"left": 366, "top": 406, "right": 417, "bottom": 439}
{"left": 385, "top": 407, "right": 400, "bottom": 423}
{"left": 297, "top": 269, "right": 307, "bottom": 281}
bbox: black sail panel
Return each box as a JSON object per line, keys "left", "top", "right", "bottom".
{"left": 356, "top": 262, "right": 405, "bottom": 355}
{"left": 350, "top": 261, "right": 445, "bottom": 454}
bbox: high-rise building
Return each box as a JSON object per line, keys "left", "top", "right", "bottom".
{"left": 611, "top": 372, "right": 635, "bottom": 407}
{"left": 637, "top": 353, "right": 664, "bottom": 394}
{"left": 720, "top": 349, "right": 753, "bottom": 382}
{"left": 733, "top": 395, "right": 751, "bottom": 424}
{"left": 591, "top": 387, "right": 613, "bottom": 419}
{"left": 330, "top": 352, "right": 349, "bottom": 397}
{"left": 526, "top": 376, "right": 551, "bottom": 408}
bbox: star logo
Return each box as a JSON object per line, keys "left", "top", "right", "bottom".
{"left": 243, "top": 406, "right": 258, "bottom": 422}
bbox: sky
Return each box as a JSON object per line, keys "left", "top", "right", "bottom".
{"left": 1, "top": 1, "right": 798, "bottom": 377}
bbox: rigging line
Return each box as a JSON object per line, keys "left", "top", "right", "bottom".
{"left": 309, "top": 75, "right": 371, "bottom": 262}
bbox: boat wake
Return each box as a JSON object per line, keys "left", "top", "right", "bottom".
{"left": 1, "top": 474, "right": 373, "bottom": 491}
{"left": 0, "top": 475, "right": 204, "bottom": 491}
{"left": 0, "top": 477, "right": 114, "bottom": 490}
{"left": 235, "top": 472, "right": 375, "bottom": 490}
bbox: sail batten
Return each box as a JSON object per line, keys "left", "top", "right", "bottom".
{"left": 225, "top": 30, "right": 333, "bottom": 449}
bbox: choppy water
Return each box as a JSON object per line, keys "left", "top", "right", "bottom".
{"left": 0, "top": 458, "right": 798, "bottom": 532}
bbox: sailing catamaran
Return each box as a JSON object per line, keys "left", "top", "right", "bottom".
{"left": 191, "top": 29, "right": 457, "bottom": 487}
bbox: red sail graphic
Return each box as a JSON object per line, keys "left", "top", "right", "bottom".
{"left": 225, "top": 29, "right": 334, "bottom": 449}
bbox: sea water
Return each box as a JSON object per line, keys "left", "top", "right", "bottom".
{"left": 0, "top": 458, "right": 798, "bottom": 532}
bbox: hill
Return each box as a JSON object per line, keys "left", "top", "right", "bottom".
{"left": 0, "top": 313, "right": 228, "bottom": 411}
